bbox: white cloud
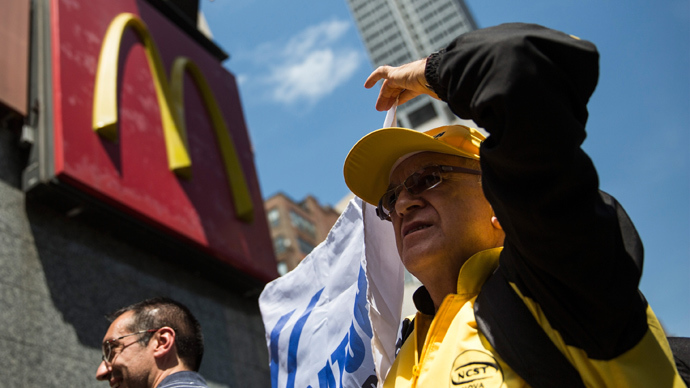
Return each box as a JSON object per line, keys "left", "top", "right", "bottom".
{"left": 283, "top": 19, "right": 350, "bottom": 58}
{"left": 245, "top": 19, "right": 362, "bottom": 106}
{"left": 269, "top": 48, "right": 361, "bottom": 105}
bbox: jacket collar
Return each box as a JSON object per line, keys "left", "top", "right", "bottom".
{"left": 412, "top": 247, "right": 503, "bottom": 315}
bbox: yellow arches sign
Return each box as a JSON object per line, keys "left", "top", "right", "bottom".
{"left": 92, "top": 13, "right": 253, "bottom": 222}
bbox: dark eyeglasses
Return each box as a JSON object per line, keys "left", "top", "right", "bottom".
{"left": 101, "top": 329, "right": 159, "bottom": 364}
{"left": 376, "top": 165, "right": 481, "bottom": 221}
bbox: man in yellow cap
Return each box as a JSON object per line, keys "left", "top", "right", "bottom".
{"left": 344, "top": 23, "right": 683, "bottom": 387}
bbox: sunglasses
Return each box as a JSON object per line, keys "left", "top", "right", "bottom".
{"left": 376, "top": 165, "right": 481, "bottom": 221}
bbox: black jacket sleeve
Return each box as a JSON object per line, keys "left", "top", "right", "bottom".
{"left": 426, "top": 23, "right": 648, "bottom": 359}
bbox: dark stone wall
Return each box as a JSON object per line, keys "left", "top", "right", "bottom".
{"left": 0, "top": 126, "right": 270, "bottom": 387}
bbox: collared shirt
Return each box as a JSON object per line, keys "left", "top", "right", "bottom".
{"left": 157, "top": 371, "right": 209, "bottom": 388}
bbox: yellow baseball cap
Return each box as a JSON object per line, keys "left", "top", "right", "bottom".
{"left": 343, "top": 125, "right": 485, "bottom": 206}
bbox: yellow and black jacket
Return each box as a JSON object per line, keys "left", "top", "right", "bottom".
{"left": 386, "top": 248, "right": 681, "bottom": 387}
{"left": 383, "top": 23, "right": 684, "bottom": 387}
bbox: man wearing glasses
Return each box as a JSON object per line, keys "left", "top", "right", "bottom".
{"left": 96, "top": 297, "right": 209, "bottom": 388}
{"left": 344, "top": 23, "right": 683, "bottom": 386}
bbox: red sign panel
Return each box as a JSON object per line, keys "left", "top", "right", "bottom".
{"left": 50, "top": 0, "right": 278, "bottom": 281}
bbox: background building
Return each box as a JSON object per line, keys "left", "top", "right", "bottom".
{"left": 0, "top": 0, "right": 273, "bottom": 386}
{"left": 265, "top": 193, "right": 341, "bottom": 275}
{"left": 345, "top": 0, "right": 477, "bottom": 131}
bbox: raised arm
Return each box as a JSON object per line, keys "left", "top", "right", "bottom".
{"left": 429, "top": 23, "right": 647, "bottom": 358}
{"left": 366, "top": 23, "right": 649, "bottom": 359}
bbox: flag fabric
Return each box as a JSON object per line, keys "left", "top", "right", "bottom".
{"left": 259, "top": 196, "right": 404, "bottom": 388}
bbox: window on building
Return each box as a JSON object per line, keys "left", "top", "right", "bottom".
{"left": 392, "top": 54, "right": 411, "bottom": 66}
{"left": 273, "top": 235, "right": 291, "bottom": 255}
{"left": 267, "top": 208, "right": 281, "bottom": 227}
{"left": 297, "top": 237, "right": 315, "bottom": 255}
{"left": 277, "top": 261, "right": 289, "bottom": 276}
{"left": 408, "top": 102, "right": 437, "bottom": 127}
{"left": 289, "top": 210, "right": 316, "bottom": 238}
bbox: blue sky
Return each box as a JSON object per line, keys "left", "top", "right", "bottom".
{"left": 200, "top": 0, "right": 690, "bottom": 336}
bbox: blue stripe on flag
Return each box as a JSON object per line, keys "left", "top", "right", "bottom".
{"left": 286, "top": 288, "right": 324, "bottom": 388}
{"left": 270, "top": 309, "right": 296, "bottom": 388}
{"left": 354, "top": 266, "right": 373, "bottom": 337}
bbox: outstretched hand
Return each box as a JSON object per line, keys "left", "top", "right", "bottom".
{"left": 364, "top": 58, "right": 440, "bottom": 111}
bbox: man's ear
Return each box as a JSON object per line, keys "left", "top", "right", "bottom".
{"left": 152, "top": 327, "right": 176, "bottom": 359}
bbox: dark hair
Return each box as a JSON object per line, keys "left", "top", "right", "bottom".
{"left": 107, "top": 297, "right": 204, "bottom": 371}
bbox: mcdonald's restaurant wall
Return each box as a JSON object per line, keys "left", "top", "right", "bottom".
{"left": 38, "top": 0, "right": 278, "bottom": 282}
{"left": 0, "top": 0, "right": 275, "bottom": 386}
{"left": 0, "top": 128, "right": 271, "bottom": 386}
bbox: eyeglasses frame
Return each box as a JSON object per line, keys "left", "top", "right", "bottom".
{"left": 101, "top": 328, "right": 160, "bottom": 364}
{"left": 376, "top": 165, "right": 481, "bottom": 221}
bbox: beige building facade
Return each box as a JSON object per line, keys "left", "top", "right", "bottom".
{"left": 265, "top": 193, "right": 341, "bottom": 275}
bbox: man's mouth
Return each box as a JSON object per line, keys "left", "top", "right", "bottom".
{"left": 403, "top": 222, "right": 430, "bottom": 237}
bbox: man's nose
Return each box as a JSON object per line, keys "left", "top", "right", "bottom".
{"left": 394, "top": 187, "right": 425, "bottom": 217}
{"left": 96, "top": 360, "right": 111, "bottom": 381}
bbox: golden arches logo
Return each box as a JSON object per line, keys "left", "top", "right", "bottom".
{"left": 92, "top": 13, "right": 253, "bottom": 222}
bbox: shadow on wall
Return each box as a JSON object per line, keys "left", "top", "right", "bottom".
{"left": 24, "top": 198, "right": 270, "bottom": 386}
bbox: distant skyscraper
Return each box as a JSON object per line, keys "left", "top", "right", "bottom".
{"left": 346, "top": 0, "right": 478, "bottom": 131}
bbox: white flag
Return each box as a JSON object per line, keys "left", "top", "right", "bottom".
{"left": 259, "top": 197, "right": 404, "bottom": 388}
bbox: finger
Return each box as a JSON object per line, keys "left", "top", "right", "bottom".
{"left": 375, "top": 95, "right": 396, "bottom": 111}
{"left": 374, "top": 89, "right": 396, "bottom": 111}
{"left": 397, "top": 89, "right": 419, "bottom": 106}
{"left": 376, "top": 93, "right": 412, "bottom": 111}
{"left": 364, "top": 65, "right": 391, "bottom": 89}
{"left": 375, "top": 80, "right": 403, "bottom": 111}
{"left": 375, "top": 93, "right": 400, "bottom": 111}
{"left": 376, "top": 88, "right": 425, "bottom": 111}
